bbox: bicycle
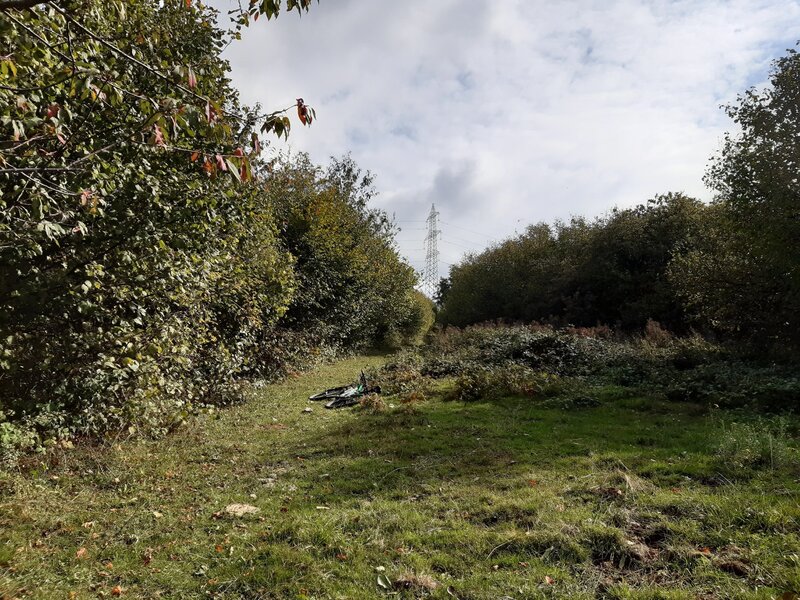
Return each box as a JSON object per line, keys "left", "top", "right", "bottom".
{"left": 308, "top": 371, "right": 381, "bottom": 409}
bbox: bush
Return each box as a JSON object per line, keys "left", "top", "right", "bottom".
{"left": 391, "top": 291, "right": 435, "bottom": 347}
{"left": 448, "top": 364, "right": 559, "bottom": 403}
{"left": 404, "top": 323, "right": 800, "bottom": 415}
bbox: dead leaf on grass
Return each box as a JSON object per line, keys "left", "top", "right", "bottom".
{"left": 223, "top": 503, "right": 259, "bottom": 517}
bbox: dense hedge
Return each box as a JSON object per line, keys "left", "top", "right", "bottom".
{"left": 0, "top": 2, "right": 425, "bottom": 463}
{"left": 438, "top": 194, "right": 706, "bottom": 332}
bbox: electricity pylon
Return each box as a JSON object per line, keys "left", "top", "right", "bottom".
{"left": 421, "top": 204, "right": 440, "bottom": 298}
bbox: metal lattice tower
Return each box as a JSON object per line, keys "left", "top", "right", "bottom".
{"left": 421, "top": 204, "right": 440, "bottom": 298}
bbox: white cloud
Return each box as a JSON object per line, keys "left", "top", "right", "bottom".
{"left": 208, "top": 0, "right": 800, "bottom": 274}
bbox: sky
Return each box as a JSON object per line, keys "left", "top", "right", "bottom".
{"left": 208, "top": 0, "right": 800, "bottom": 278}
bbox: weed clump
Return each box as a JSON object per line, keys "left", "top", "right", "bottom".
{"left": 393, "top": 571, "right": 438, "bottom": 593}
{"left": 357, "top": 393, "right": 387, "bottom": 414}
{"left": 715, "top": 417, "right": 799, "bottom": 474}
{"left": 448, "top": 365, "right": 559, "bottom": 403}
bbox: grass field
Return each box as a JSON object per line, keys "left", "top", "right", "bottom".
{"left": 2, "top": 354, "right": 799, "bottom": 599}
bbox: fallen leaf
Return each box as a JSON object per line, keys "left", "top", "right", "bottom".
{"left": 544, "top": 575, "right": 555, "bottom": 585}
{"left": 223, "top": 503, "right": 259, "bottom": 517}
{"left": 111, "top": 585, "right": 123, "bottom": 596}
{"left": 76, "top": 547, "right": 88, "bottom": 559}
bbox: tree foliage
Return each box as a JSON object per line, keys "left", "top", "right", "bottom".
{"left": 0, "top": 0, "right": 420, "bottom": 462}
{"left": 439, "top": 194, "right": 706, "bottom": 332}
{"left": 671, "top": 47, "right": 800, "bottom": 347}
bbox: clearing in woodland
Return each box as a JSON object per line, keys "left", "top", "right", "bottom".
{"left": 2, "top": 348, "right": 799, "bottom": 599}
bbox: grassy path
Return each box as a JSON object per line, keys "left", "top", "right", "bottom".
{"left": 2, "top": 354, "right": 799, "bottom": 599}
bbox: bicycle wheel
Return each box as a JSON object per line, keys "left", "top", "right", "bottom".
{"left": 308, "top": 386, "right": 351, "bottom": 401}
{"left": 324, "top": 395, "right": 362, "bottom": 409}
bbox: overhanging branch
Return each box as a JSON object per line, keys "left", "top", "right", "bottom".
{"left": 0, "top": 0, "right": 51, "bottom": 10}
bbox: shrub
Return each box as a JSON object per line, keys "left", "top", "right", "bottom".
{"left": 392, "top": 291, "right": 436, "bottom": 347}
{"left": 643, "top": 319, "right": 674, "bottom": 346}
{"left": 448, "top": 364, "right": 559, "bottom": 403}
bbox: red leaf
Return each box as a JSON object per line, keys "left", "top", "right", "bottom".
{"left": 190, "top": 151, "right": 200, "bottom": 162}
{"left": 215, "top": 154, "right": 227, "bottom": 171}
{"left": 205, "top": 101, "right": 216, "bottom": 124}
{"left": 152, "top": 124, "right": 165, "bottom": 147}
{"left": 233, "top": 147, "right": 244, "bottom": 157}
{"left": 187, "top": 66, "right": 197, "bottom": 90}
{"left": 46, "top": 103, "right": 60, "bottom": 119}
{"left": 184, "top": 0, "right": 191, "bottom": 7}
{"left": 296, "top": 98, "right": 308, "bottom": 126}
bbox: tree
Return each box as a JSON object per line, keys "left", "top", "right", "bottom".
{"left": 675, "top": 45, "right": 800, "bottom": 348}
{"left": 265, "top": 153, "right": 417, "bottom": 350}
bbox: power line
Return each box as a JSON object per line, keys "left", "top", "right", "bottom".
{"left": 440, "top": 220, "right": 499, "bottom": 241}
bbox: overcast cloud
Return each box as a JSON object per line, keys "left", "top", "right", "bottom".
{"left": 208, "top": 0, "right": 800, "bottom": 275}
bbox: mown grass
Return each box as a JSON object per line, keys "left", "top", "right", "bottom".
{"left": 2, "top": 354, "right": 799, "bottom": 599}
